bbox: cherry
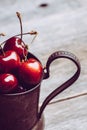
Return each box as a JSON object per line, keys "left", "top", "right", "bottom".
{"left": 2, "top": 30, "right": 38, "bottom": 59}
{"left": 3, "top": 12, "right": 28, "bottom": 60}
{"left": 0, "top": 73, "right": 18, "bottom": 94}
{"left": 0, "top": 50, "right": 20, "bottom": 74}
{"left": 18, "top": 58, "right": 43, "bottom": 88}
{"left": 1, "top": 12, "right": 37, "bottom": 60}
{"left": 0, "top": 33, "right": 5, "bottom": 55}
{"left": 0, "top": 12, "right": 41, "bottom": 94}
{"left": 3, "top": 36, "right": 28, "bottom": 60}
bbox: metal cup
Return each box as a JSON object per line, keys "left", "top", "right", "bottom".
{"left": 0, "top": 51, "right": 81, "bottom": 130}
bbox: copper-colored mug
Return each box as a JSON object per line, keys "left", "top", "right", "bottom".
{"left": 0, "top": 51, "right": 81, "bottom": 130}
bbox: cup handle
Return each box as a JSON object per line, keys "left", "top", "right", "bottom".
{"left": 38, "top": 51, "right": 81, "bottom": 119}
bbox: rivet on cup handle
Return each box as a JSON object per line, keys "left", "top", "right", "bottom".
{"left": 38, "top": 51, "right": 81, "bottom": 119}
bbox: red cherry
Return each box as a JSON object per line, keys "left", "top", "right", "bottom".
{"left": 3, "top": 37, "right": 28, "bottom": 60}
{"left": 0, "top": 73, "right": 18, "bottom": 94}
{"left": 0, "top": 50, "right": 20, "bottom": 73}
{"left": 18, "top": 58, "right": 43, "bottom": 87}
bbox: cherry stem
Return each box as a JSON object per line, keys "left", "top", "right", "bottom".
{"left": 0, "top": 33, "right": 5, "bottom": 56}
{"left": 0, "top": 31, "right": 38, "bottom": 47}
{"left": 15, "top": 30, "right": 38, "bottom": 37}
{"left": 0, "top": 46, "right": 5, "bottom": 56}
{"left": 16, "top": 12, "right": 23, "bottom": 42}
{"left": 16, "top": 12, "right": 38, "bottom": 45}
{"left": 16, "top": 30, "right": 38, "bottom": 44}
{"left": 16, "top": 12, "right": 38, "bottom": 60}
{"left": 16, "top": 12, "right": 28, "bottom": 61}
{"left": 30, "top": 31, "right": 38, "bottom": 44}
{"left": 0, "top": 33, "right": 5, "bottom": 36}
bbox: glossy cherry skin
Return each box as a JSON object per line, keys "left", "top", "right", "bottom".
{"left": 0, "top": 50, "right": 20, "bottom": 74}
{"left": 3, "top": 37, "right": 28, "bottom": 60}
{"left": 0, "top": 73, "right": 18, "bottom": 94}
{"left": 18, "top": 58, "right": 43, "bottom": 87}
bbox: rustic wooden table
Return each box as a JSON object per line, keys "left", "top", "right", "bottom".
{"left": 0, "top": 0, "right": 87, "bottom": 130}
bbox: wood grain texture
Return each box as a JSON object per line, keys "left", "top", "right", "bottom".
{"left": 0, "top": 0, "right": 87, "bottom": 129}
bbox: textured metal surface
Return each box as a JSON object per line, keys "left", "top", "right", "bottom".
{"left": 0, "top": 85, "right": 40, "bottom": 130}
